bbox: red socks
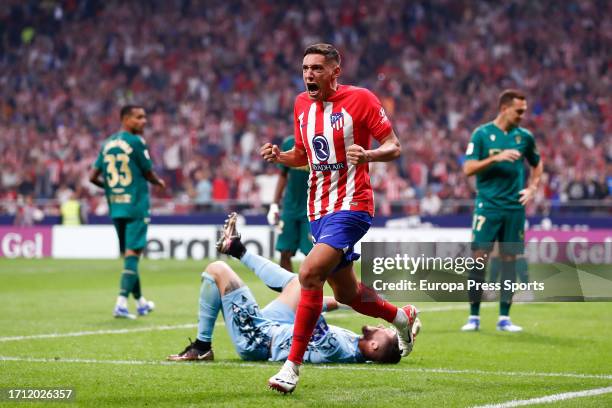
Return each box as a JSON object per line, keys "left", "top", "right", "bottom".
{"left": 287, "top": 288, "right": 323, "bottom": 365}
{"left": 349, "top": 282, "right": 398, "bottom": 323}
{"left": 287, "top": 284, "right": 396, "bottom": 365}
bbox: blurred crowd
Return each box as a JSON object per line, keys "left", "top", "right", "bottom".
{"left": 1, "top": 0, "right": 610, "bottom": 220}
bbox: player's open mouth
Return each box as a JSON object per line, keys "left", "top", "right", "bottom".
{"left": 306, "top": 83, "right": 319, "bottom": 96}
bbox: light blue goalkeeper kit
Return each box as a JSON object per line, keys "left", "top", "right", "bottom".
{"left": 197, "top": 251, "right": 365, "bottom": 363}
{"left": 268, "top": 317, "right": 365, "bottom": 363}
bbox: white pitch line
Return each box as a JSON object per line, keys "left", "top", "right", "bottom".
{"left": 472, "top": 386, "right": 612, "bottom": 408}
{"left": 1, "top": 356, "right": 611, "bottom": 382}
{"left": 0, "top": 323, "right": 197, "bottom": 342}
{"left": 0, "top": 303, "right": 480, "bottom": 343}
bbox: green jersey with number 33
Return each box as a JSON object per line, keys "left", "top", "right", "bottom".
{"left": 94, "top": 131, "right": 153, "bottom": 218}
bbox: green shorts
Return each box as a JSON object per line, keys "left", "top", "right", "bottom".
{"left": 471, "top": 209, "right": 525, "bottom": 255}
{"left": 276, "top": 215, "right": 312, "bottom": 256}
{"left": 113, "top": 217, "right": 149, "bottom": 253}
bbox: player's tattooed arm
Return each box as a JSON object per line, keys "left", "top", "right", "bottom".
{"left": 89, "top": 168, "right": 104, "bottom": 188}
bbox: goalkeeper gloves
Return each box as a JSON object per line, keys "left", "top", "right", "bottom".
{"left": 267, "top": 203, "right": 280, "bottom": 226}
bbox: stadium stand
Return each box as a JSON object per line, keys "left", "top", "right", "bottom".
{"left": 0, "top": 0, "right": 610, "bottom": 219}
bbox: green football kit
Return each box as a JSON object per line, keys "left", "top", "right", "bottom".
{"left": 465, "top": 122, "right": 540, "bottom": 255}
{"left": 94, "top": 131, "right": 153, "bottom": 252}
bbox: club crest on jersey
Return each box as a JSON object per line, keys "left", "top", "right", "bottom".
{"left": 490, "top": 134, "right": 496, "bottom": 141}
{"left": 330, "top": 112, "right": 344, "bottom": 130}
{"left": 515, "top": 135, "right": 522, "bottom": 144}
{"left": 312, "top": 134, "right": 330, "bottom": 162}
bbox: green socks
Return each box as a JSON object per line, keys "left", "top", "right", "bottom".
{"left": 119, "top": 256, "right": 140, "bottom": 297}
{"left": 470, "top": 302, "right": 481, "bottom": 316}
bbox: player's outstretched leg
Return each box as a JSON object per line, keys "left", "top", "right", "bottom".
{"left": 330, "top": 269, "right": 420, "bottom": 357}
{"left": 216, "top": 212, "right": 246, "bottom": 258}
{"left": 217, "top": 212, "right": 296, "bottom": 292}
{"left": 167, "top": 270, "right": 221, "bottom": 361}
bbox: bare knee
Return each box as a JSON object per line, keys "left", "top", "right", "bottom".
{"left": 298, "top": 263, "right": 326, "bottom": 290}
{"left": 203, "top": 261, "right": 230, "bottom": 280}
{"left": 203, "top": 261, "right": 243, "bottom": 296}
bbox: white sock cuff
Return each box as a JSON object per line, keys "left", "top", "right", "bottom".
{"left": 116, "top": 296, "right": 128, "bottom": 308}
{"left": 284, "top": 359, "right": 300, "bottom": 374}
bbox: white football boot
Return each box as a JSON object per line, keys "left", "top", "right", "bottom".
{"left": 268, "top": 360, "right": 299, "bottom": 394}
{"left": 461, "top": 316, "right": 480, "bottom": 331}
{"left": 496, "top": 316, "right": 523, "bottom": 332}
{"left": 394, "top": 304, "right": 419, "bottom": 357}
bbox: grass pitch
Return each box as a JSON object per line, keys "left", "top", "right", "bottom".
{"left": 1, "top": 258, "right": 611, "bottom": 407}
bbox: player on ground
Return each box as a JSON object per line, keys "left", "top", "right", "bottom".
{"left": 168, "top": 213, "right": 419, "bottom": 367}
{"left": 260, "top": 43, "right": 419, "bottom": 394}
{"left": 462, "top": 89, "right": 543, "bottom": 332}
{"left": 90, "top": 105, "right": 166, "bottom": 319}
{"left": 267, "top": 135, "right": 312, "bottom": 271}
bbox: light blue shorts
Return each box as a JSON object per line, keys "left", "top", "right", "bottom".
{"left": 221, "top": 287, "right": 295, "bottom": 360}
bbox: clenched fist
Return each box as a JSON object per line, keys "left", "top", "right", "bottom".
{"left": 260, "top": 143, "right": 281, "bottom": 163}
{"left": 346, "top": 144, "right": 370, "bottom": 165}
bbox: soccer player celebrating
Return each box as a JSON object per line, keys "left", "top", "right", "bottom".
{"left": 90, "top": 105, "right": 165, "bottom": 319}
{"left": 260, "top": 44, "right": 419, "bottom": 394}
{"left": 267, "top": 135, "right": 313, "bottom": 272}
{"left": 462, "top": 90, "right": 543, "bottom": 332}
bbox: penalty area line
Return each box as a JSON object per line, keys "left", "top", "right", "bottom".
{"left": 1, "top": 356, "right": 611, "bottom": 382}
{"left": 471, "top": 386, "right": 612, "bottom": 407}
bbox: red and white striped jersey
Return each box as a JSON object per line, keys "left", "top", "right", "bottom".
{"left": 294, "top": 85, "right": 393, "bottom": 221}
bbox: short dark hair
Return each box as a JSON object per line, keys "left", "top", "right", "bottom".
{"left": 304, "top": 43, "right": 341, "bottom": 65}
{"left": 120, "top": 105, "right": 143, "bottom": 120}
{"left": 377, "top": 335, "right": 402, "bottom": 364}
{"left": 498, "top": 89, "right": 526, "bottom": 109}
